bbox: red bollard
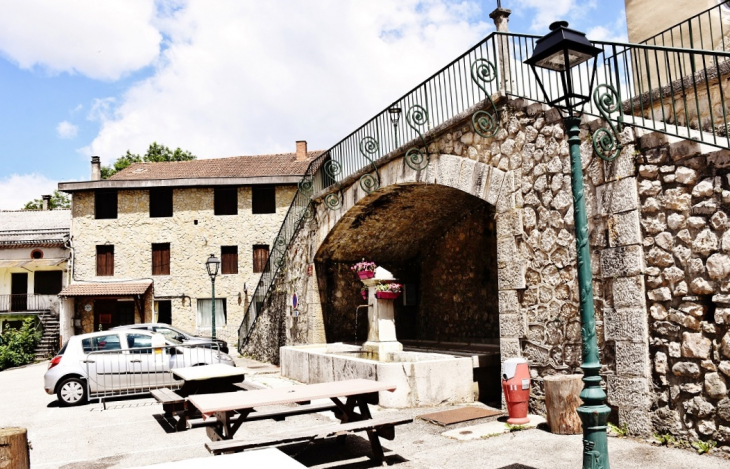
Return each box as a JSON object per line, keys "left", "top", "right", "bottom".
{"left": 502, "top": 357, "right": 531, "bottom": 424}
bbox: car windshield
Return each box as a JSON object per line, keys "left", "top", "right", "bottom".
{"left": 153, "top": 326, "right": 184, "bottom": 343}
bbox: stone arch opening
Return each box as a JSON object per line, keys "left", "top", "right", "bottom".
{"left": 314, "top": 182, "right": 501, "bottom": 404}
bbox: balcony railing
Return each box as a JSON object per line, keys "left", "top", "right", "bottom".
{"left": 640, "top": 0, "right": 730, "bottom": 52}
{"left": 0, "top": 294, "right": 55, "bottom": 313}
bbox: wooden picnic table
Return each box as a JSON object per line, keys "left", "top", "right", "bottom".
{"left": 172, "top": 364, "right": 246, "bottom": 396}
{"left": 188, "top": 378, "right": 403, "bottom": 463}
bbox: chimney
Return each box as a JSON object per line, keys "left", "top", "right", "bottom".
{"left": 42, "top": 195, "right": 51, "bottom": 211}
{"left": 296, "top": 141, "right": 307, "bottom": 161}
{"left": 91, "top": 156, "right": 101, "bottom": 181}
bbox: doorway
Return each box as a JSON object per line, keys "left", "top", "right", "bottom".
{"left": 94, "top": 300, "right": 135, "bottom": 331}
{"left": 11, "top": 273, "right": 28, "bottom": 311}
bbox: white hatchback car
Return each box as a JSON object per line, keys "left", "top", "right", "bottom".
{"left": 44, "top": 329, "right": 235, "bottom": 406}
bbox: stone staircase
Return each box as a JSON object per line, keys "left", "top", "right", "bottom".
{"left": 34, "top": 311, "right": 60, "bottom": 359}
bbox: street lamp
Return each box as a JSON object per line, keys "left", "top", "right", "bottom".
{"left": 525, "top": 21, "right": 611, "bottom": 469}
{"left": 205, "top": 254, "right": 220, "bottom": 339}
{"left": 388, "top": 106, "right": 402, "bottom": 148}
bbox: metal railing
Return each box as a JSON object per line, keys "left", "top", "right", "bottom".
{"left": 84, "top": 342, "right": 223, "bottom": 403}
{"left": 0, "top": 294, "right": 54, "bottom": 312}
{"left": 640, "top": 1, "right": 730, "bottom": 52}
{"left": 238, "top": 30, "right": 730, "bottom": 350}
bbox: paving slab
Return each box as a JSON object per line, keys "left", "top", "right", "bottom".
{"left": 442, "top": 415, "right": 547, "bottom": 441}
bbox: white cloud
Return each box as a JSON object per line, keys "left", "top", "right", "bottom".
{"left": 0, "top": 0, "right": 162, "bottom": 80}
{"left": 0, "top": 174, "right": 58, "bottom": 210}
{"left": 85, "top": 0, "right": 492, "bottom": 164}
{"left": 56, "top": 121, "right": 78, "bottom": 139}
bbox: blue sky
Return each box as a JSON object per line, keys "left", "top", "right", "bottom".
{"left": 0, "top": 0, "right": 627, "bottom": 209}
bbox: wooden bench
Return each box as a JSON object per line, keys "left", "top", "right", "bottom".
{"left": 187, "top": 402, "right": 340, "bottom": 429}
{"left": 205, "top": 415, "right": 413, "bottom": 463}
{"left": 150, "top": 388, "right": 188, "bottom": 431}
{"left": 234, "top": 380, "right": 268, "bottom": 391}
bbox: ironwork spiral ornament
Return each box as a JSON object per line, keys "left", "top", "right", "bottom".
{"left": 274, "top": 253, "right": 285, "bottom": 268}
{"left": 298, "top": 175, "right": 314, "bottom": 195}
{"left": 359, "top": 136, "right": 379, "bottom": 160}
{"left": 359, "top": 173, "right": 380, "bottom": 194}
{"left": 405, "top": 147, "right": 428, "bottom": 171}
{"left": 274, "top": 236, "right": 286, "bottom": 251}
{"left": 324, "top": 192, "right": 342, "bottom": 210}
{"left": 470, "top": 58, "right": 500, "bottom": 139}
{"left": 472, "top": 110, "right": 499, "bottom": 139}
{"left": 323, "top": 159, "right": 343, "bottom": 180}
{"left": 404, "top": 104, "right": 430, "bottom": 171}
{"left": 591, "top": 84, "right": 624, "bottom": 162}
{"left": 300, "top": 204, "right": 314, "bottom": 221}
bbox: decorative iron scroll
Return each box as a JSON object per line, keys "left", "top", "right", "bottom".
{"left": 297, "top": 175, "right": 313, "bottom": 195}
{"left": 405, "top": 104, "right": 430, "bottom": 170}
{"left": 323, "top": 158, "right": 343, "bottom": 210}
{"left": 358, "top": 136, "right": 380, "bottom": 194}
{"left": 591, "top": 84, "right": 623, "bottom": 162}
{"left": 470, "top": 59, "right": 500, "bottom": 138}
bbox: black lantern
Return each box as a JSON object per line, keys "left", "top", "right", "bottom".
{"left": 388, "top": 106, "right": 403, "bottom": 147}
{"left": 524, "top": 21, "right": 602, "bottom": 116}
{"left": 205, "top": 254, "right": 220, "bottom": 279}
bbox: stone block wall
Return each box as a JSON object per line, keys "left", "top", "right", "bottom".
{"left": 637, "top": 133, "right": 730, "bottom": 444}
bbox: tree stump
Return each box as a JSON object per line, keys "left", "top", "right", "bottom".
{"left": 0, "top": 427, "right": 30, "bottom": 469}
{"left": 544, "top": 374, "right": 583, "bottom": 435}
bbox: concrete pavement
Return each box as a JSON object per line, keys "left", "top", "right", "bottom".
{"left": 1, "top": 360, "right": 728, "bottom": 468}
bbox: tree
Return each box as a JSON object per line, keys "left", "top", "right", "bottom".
{"left": 23, "top": 190, "right": 71, "bottom": 210}
{"left": 101, "top": 142, "right": 197, "bottom": 179}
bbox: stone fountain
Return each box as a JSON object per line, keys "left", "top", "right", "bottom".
{"left": 280, "top": 267, "right": 476, "bottom": 408}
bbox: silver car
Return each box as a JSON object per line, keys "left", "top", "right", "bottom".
{"left": 44, "top": 329, "right": 235, "bottom": 406}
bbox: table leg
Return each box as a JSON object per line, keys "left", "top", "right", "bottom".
{"left": 210, "top": 410, "right": 249, "bottom": 441}
{"left": 357, "top": 397, "right": 385, "bottom": 465}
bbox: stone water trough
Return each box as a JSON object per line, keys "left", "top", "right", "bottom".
{"left": 280, "top": 268, "right": 475, "bottom": 408}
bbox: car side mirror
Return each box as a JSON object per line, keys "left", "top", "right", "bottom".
{"left": 177, "top": 335, "right": 185, "bottom": 341}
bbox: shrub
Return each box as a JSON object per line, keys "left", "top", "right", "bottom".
{"left": 0, "top": 318, "right": 41, "bottom": 371}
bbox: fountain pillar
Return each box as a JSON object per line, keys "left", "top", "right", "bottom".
{"left": 361, "top": 278, "right": 403, "bottom": 356}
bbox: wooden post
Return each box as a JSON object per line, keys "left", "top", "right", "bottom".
{"left": 0, "top": 427, "right": 30, "bottom": 469}
{"left": 544, "top": 374, "right": 583, "bottom": 435}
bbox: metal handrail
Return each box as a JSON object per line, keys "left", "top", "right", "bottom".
{"left": 238, "top": 30, "right": 730, "bottom": 351}
{"left": 639, "top": 0, "right": 730, "bottom": 51}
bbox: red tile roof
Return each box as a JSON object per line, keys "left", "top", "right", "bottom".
{"left": 108, "top": 152, "right": 322, "bottom": 181}
{"left": 59, "top": 281, "right": 152, "bottom": 297}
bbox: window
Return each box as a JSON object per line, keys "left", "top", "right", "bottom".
{"left": 221, "top": 246, "right": 238, "bottom": 274}
{"left": 155, "top": 301, "right": 172, "bottom": 325}
{"left": 126, "top": 333, "right": 153, "bottom": 353}
{"left": 252, "top": 186, "right": 276, "bottom": 214}
{"left": 96, "top": 245, "right": 114, "bottom": 276}
{"left": 95, "top": 190, "right": 118, "bottom": 219}
{"left": 81, "top": 334, "right": 121, "bottom": 352}
{"left": 34, "top": 271, "right": 63, "bottom": 295}
{"left": 152, "top": 243, "right": 171, "bottom": 275}
{"left": 253, "top": 245, "right": 269, "bottom": 273}
{"left": 214, "top": 187, "right": 238, "bottom": 215}
{"left": 196, "top": 299, "right": 226, "bottom": 327}
{"left": 149, "top": 188, "right": 173, "bottom": 218}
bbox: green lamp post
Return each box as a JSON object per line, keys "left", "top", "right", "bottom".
{"left": 205, "top": 254, "right": 220, "bottom": 339}
{"left": 525, "top": 21, "right": 611, "bottom": 469}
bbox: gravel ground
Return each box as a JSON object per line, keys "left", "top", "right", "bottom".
{"left": 1, "top": 360, "right": 729, "bottom": 468}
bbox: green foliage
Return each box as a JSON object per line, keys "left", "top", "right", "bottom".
{"left": 0, "top": 318, "right": 41, "bottom": 371}
{"left": 23, "top": 190, "right": 71, "bottom": 210}
{"left": 505, "top": 423, "right": 526, "bottom": 432}
{"left": 691, "top": 439, "right": 717, "bottom": 454}
{"left": 101, "top": 142, "right": 197, "bottom": 179}
{"left": 653, "top": 433, "right": 677, "bottom": 446}
{"left": 607, "top": 422, "right": 628, "bottom": 437}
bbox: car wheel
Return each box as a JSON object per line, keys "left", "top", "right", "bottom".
{"left": 57, "top": 377, "right": 87, "bottom": 406}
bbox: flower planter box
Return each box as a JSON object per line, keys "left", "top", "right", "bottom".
{"left": 375, "top": 291, "right": 401, "bottom": 300}
{"left": 357, "top": 271, "right": 375, "bottom": 280}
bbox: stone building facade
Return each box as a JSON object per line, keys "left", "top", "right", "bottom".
{"left": 59, "top": 145, "right": 318, "bottom": 346}
{"left": 242, "top": 96, "right": 730, "bottom": 445}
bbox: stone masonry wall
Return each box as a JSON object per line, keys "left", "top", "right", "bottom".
{"left": 71, "top": 185, "right": 296, "bottom": 345}
{"left": 243, "top": 100, "right": 661, "bottom": 436}
{"left": 637, "top": 133, "right": 730, "bottom": 445}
